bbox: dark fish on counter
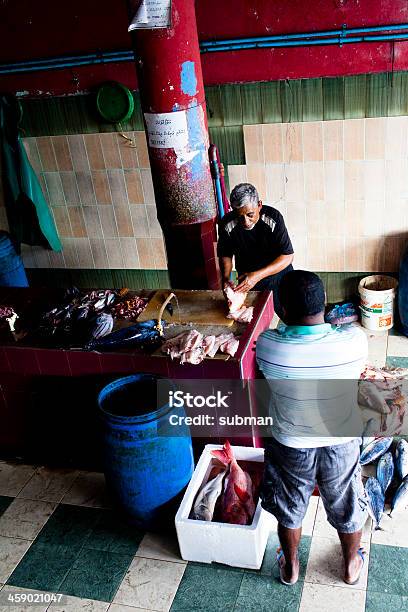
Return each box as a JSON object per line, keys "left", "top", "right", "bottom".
{"left": 360, "top": 437, "right": 393, "bottom": 465}
{"left": 376, "top": 452, "right": 394, "bottom": 495}
{"left": 365, "top": 477, "right": 385, "bottom": 530}
{"left": 389, "top": 476, "right": 408, "bottom": 517}
{"left": 63, "top": 286, "right": 80, "bottom": 302}
{"left": 86, "top": 319, "right": 165, "bottom": 351}
{"left": 395, "top": 439, "right": 408, "bottom": 481}
{"left": 90, "top": 313, "right": 114, "bottom": 340}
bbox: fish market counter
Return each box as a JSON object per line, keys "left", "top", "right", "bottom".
{"left": 0, "top": 287, "right": 274, "bottom": 466}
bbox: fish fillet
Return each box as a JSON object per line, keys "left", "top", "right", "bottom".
{"left": 224, "top": 285, "right": 247, "bottom": 314}
{"left": 227, "top": 306, "right": 254, "bottom": 323}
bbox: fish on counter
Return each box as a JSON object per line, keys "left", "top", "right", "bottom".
{"left": 192, "top": 468, "right": 228, "bottom": 521}
{"left": 376, "top": 452, "right": 394, "bottom": 495}
{"left": 395, "top": 439, "right": 408, "bottom": 481}
{"left": 360, "top": 437, "right": 393, "bottom": 465}
{"left": 224, "top": 285, "right": 254, "bottom": 324}
{"left": 365, "top": 477, "right": 385, "bottom": 530}
{"left": 87, "top": 319, "right": 164, "bottom": 351}
{"left": 206, "top": 332, "right": 239, "bottom": 358}
{"left": 161, "top": 330, "right": 240, "bottom": 363}
{"left": 202, "top": 335, "right": 216, "bottom": 356}
{"left": 180, "top": 330, "right": 204, "bottom": 353}
{"left": 224, "top": 285, "right": 246, "bottom": 313}
{"left": 162, "top": 330, "right": 205, "bottom": 364}
{"left": 389, "top": 476, "right": 408, "bottom": 517}
{"left": 227, "top": 306, "right": 254, "bottom": 324}
{"left": 211, "top": 440, "right": 256, "bottom": 525}
{"left": 89, "top": 313, "right": 114, "bottom": 340}
{"left": 112, "top": 296, "right": 147, "bottom": 321}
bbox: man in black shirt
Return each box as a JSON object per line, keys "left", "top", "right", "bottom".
{"left": 217, "top": 183, "right": 294, "bottom": 317}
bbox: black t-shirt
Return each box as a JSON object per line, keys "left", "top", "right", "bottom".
{"left": 217, "top": 205, "right": 294, "bottom": 275}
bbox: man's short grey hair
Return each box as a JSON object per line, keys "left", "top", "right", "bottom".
{"left": 229, "top": 183, "right": 259, "bottom": 209}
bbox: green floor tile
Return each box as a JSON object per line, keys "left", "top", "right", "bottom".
{"left": 37, "top": 504, "right": 101, "bottom": 549}
{"left": 59, "top": 548, "right": 132, "bottom": 602}
{"left": 170, "top": 564, "right": 244, "bottom": 611}
{"left": 188, "top": 561, "right": 244, "bottom": 573}
{"left": 234, "top": 572, "right": 303, "bottom": 612}
{"left": 366, "top": 591, "right": 408, "bottom": 612}
{"left": 368, "top": 544, "right": 408, "bottom": 596}
{"left": 7, "top": 542, "right": 78, "bottom": 592}
{"left": 0, "top": 495, "right": 13, "bottom": 517}
{"left": 83, "top": 510, "right": 144, "bottom": 555}
{"left": 386, "top": 357, "right": 408, "bottom": 368}
{"left": 247, "top": 533, "right": 312, "bottom": 580}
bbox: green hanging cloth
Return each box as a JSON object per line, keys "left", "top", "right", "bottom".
{"left": 0, "top": 93, "right": 61, "bottom": 253}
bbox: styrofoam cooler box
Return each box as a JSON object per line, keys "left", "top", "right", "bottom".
{"left": 175, "top": 444, "right": 275, "bottom": 570}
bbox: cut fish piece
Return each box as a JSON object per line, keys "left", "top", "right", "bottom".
{"left": 227, "top": 306, "right": 254, "bottom": 323}
{"left": 203, "top": 335, "right": 216, "bottom": 356}
{"left": 224, "top": 285, "right": 247, "bottom": 314}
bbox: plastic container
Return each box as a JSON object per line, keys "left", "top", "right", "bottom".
{"left": 96, "top": 82, "right": 135, "bottom": 123}
{"left": 175, "top": 444, "right": 274, "bottom": 570}
{"left": 0, "top": 232, "right": 28, "bottom": 287}
{"left": 359, "top": 275, "right": 398, "bottom": 331}
{"left": 399, "top": 245, "right": 408, "bottom": 337}
{"left": 98, "top": 373, "right": 194, "bottom": 527}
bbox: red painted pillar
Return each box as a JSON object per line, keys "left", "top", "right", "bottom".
{"left": 128, "top": 0, "right": 219, "bottom": 289}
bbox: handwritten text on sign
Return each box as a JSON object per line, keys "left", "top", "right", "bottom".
{"left": 144, "top": 111, "right": 189, "bottom": 149}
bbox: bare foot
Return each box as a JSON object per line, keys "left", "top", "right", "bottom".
{"left": 277, "top": 551, "right": 300, "bottom": 585}
{"left": 344, "top": 548, "right": 365, "bottom": 585}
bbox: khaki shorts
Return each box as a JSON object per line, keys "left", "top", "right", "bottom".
{"left": 261, "top": 437, "right": 367, "bottom": 532}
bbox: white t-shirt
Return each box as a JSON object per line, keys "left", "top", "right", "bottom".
{"left": 256, "top": 323, "right": 368, "bottom": 448}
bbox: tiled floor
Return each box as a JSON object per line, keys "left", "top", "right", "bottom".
{"left": 0, "top": 328, "right": 407, "bottom": 612}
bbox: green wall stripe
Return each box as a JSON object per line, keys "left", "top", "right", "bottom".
{"left": 260, "top": 81, "right": 282, "bottom": 123}
{"left": 26, "top": 268, "right": 392, "bottom": 302}
{"left": 205, "top": 86, "right": 224, "bottom": 127}
{"left": 322, "top": 77, "right": 344, "bottom": 120}
{"left": 240, "top": 83, "right": 263, "bottom": 124}
{"left": 208, "top": 126, "right": 245, "bottom": 165}
{"left": 366, "top": 73, "right": 389, "bottom": 118}
{"left": 301, "top": 78, "right": 323, "bottom": 121}
{"left": 20, "top": 71, "right": 408, "bottom": 139}
{"left": 388, "top": 72, "right": 408, "bottom": 116}
{"left": 26, "top": 268, "right": 171, "bottom": 290}
{"left": 221, "top": 84, "right": 243, "bottom": 126}
{"left": 344, "top": 74, "right": 367, "bottom": 118}
{"left": 280, "top": 79, "right": 303, "bottom": 122}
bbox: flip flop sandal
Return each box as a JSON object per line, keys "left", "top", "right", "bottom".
{"left": 344, "top": 547, "right": 365, "bottom": 586}
{"left": 276, "top": 548, "right": 299, "bottom": 586}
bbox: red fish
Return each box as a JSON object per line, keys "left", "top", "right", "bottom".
{"left": 211, "top": 440, "right": 256, "bottom": 525}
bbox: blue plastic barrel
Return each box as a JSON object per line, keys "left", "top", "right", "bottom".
{"left": 0, "top": 232, "right": 28, "bottom": 287}
{"left": 399, "top": 244, "right": 408, "bottom": 336}
{"left": 98, "top": 373, "right": 194, "bottom": 526}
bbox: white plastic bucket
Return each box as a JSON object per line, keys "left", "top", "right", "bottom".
{"left": 359, "top": 275, "right": 398, "bottom": 331}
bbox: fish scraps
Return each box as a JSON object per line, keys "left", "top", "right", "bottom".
{"left": 161, "top": 330, "right": 240, "bottom": 364}
{"left": 111, "top": 296, "right": 147, "bottom": 321}
{"left": 359, "top": 366, "right": 408, "bottom": 436}
{"left": 224, "top": 285, "right": 254, "bottom": 324}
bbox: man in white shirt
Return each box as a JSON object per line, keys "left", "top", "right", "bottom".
{"left": 256, "top": 270, "right": 368, "bottom": 586}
